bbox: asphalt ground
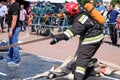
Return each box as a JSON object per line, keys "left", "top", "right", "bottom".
{"left": 0, "top": 28, "right": 120, "bottom": 80}
{"left": 0, "top": 52, "right": 120, "bottom": 80}
{"left": 17, "top": 29, "right": 120, "bottom": 67}
{"left": 0, "top": 52, "right": 62, "bottom": 80}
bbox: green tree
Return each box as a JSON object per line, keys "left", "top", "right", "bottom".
{"left": 111, "top": 0, "right": 120, "bottom": 4}
{"left": 77, "top": 0, "right": 97, "bottom": 4}
{"left": 77, "top": 0, "right": 88, "bottom": 4}
{"left": 77, "top": 0, "right": 120, "bottom": 5}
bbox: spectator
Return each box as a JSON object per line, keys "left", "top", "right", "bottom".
{"left": 1, "top": 1, "right": 8, "bottom": 28}
{"left": 96, "top": 0, "right": 106, "bottom": 15}
{"left": 89, "top": 0, "right": 94, "bottom": 5}
{"left": 20, "top": 5, "right": 27, "bottom": 32}
{"left": 0, "top": 2, "right": 7, "bottom": 33}
{"left": 31, "top": 2, "right": 41, "bottom": 32}
{"left": 96, "top": 0, "right": 106, "bottom": 37}
{"left": 5, "top": 0, "right": 21, "bottom": 67}
{"left": 103, "top": 5, "right": 110, "bottom": 36}
{"left": 27, "top": 5, "right": 33, "bottom": 26}
{"left": 0, "top": 1, "right": 8, "bottom": 60}
{"left": 46, "top": 1, "right": 57, "bottom": 13}
{"left": 107, "top": 4, "right": 119, "bottom": 46}
{"left": 39, "top": 1, "right": 47, "bottom": 15}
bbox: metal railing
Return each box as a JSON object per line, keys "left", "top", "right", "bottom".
{"left": 31, "top": 13, "right": 70, "bottom": 32}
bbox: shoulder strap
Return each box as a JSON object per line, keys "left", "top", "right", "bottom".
{"left": 86, "top": 7, "right": 94, "bottom": 15}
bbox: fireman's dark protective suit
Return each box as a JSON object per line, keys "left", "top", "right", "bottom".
{"left": 50, "top": 10, "right": 104, "bottom": 80}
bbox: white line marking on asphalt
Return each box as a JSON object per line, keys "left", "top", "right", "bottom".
{"left": 38, "top": 56, "right": 120, "bottom": 66}
{"left": 0, "top": 72, "right": 7, "bottom": 76}
{"left": 39, "top": 57, "right": 57, "bottom": 62}
{"left": 38, "top": 56, "right": 120, "bottom": 69}
{"left": 37, "top": 55, "right": 63, "bottom": 62}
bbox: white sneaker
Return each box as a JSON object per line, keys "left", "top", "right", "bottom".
{"left": 7, "top": 62, "right": 20, "bottom": 67}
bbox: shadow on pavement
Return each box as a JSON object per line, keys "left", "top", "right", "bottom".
{"left": 103, "top": 41, "right": 120, "bottom": 47}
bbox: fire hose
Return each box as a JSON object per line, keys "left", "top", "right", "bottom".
{"left": 0, "top": 36, "right": 51, "bottom": 50}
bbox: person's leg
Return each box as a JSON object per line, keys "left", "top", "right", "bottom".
{"left": 0, "top": 56, "right": 4, "bottom": 60}
{"left": 108, "top": 24, "right": 114, "bottom": 43}
{"left": 112, "top": 24, "right": 117, "bottom": 45}
{"left": 0, "top": 18, "right": 3, "bottom": 32}
{"left": 74, "top": 42, "right": 102, "bottom": 80}
{"left": 104, "top": 23, "right": 109, "bottom": 35}
{"left": 6, "top": 29, "right": 14, "bottom": 62}
{"left": 12, "top": 27, "right": 21, "bottom": 63}
{"left": 0, "top": 17, "right": 4, "bottom": 33}
{"left": 109, "top": 24, "right": 117, "bottom": 45}
{"left": 22, "top": 21, "right": 26, "bottom": 31}
{"left": 31, "top": 17, "right": 38, "bottom": 32}
{"left": 20, "top": 21, "right": 23, "bottom": 31}
{"left": 106, "top": 23, "right": 110, "bottom": 35}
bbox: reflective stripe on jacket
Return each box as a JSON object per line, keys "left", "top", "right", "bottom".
{"left": 64, "top": 12, "right": 104, "bottom": 45}
{"left": 75, "top": 66, "right": 86, "bottom": 75}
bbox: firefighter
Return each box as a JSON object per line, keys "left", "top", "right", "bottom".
{"left": 46, "top": 1, "right": 57, "bottom": 14}
{"left": 50, "top": 2, "right": 104, "bottom": 80}
{"left": 31, "top": 2, "right": 41, "bottom": 32}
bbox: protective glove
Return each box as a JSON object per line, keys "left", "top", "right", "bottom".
{"left": 50, "top": 33, "right": 69, "bottom": 45}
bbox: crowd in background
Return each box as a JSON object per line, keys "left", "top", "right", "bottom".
{"left": 0, "top": 0, "right": 120, "bottom": 43}
{"left": 89, "top": 0, "right": 120, "bottom": 46}
{"left": 0, "top": 1, "right": 66, "bottom": 33}
{"left": 27, "top": 0, "right": 120, "bottom": 45}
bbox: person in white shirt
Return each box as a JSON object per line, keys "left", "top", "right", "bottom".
{"left": 2, "top": 1, "right": 8, "bottom": 26}
{"left": 20, "top": 5, "right": 27, "bottom": 31}
{"left": 0, "top": 2, "right": 7, "bottom": 33}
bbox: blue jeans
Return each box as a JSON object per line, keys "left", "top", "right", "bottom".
{"left": 103, "top": 22, "right": 109, "bottom": 35}
{"left": 6, "top": 27, "right": 21, "bottom": 63}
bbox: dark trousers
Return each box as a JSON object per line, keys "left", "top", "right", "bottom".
{"left": 20, "top": 20, "right": 26, "bottom": 31}
{"left": 74, "top": 41, "right": 102, "bottom": 80}
{"left": 0, "top": 17, "right": 4, "bottom": 32}
{"left": 108, "top": 23, "right": 117, "bottom": 44}
{"left": 31, "top": 16, "right": 39, "bottom": 32}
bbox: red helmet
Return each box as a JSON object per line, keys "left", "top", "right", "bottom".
{"left": 65, "top": 2, "right": 80, "bottom": 16}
